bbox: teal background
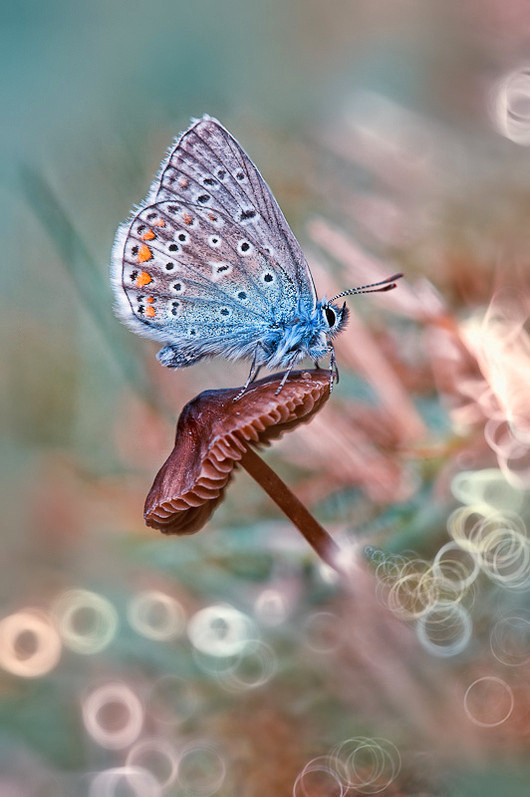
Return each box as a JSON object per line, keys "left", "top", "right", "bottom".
{"left": 2, "top": 1, "right": 530, "bottom": 794}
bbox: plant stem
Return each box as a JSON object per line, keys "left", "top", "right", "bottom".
{"left": 239, "top": 446, "right": 342, "bottom": 573}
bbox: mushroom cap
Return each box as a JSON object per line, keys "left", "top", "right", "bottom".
{"left": 144, "top": 369, "right": 331, "bottom": 535}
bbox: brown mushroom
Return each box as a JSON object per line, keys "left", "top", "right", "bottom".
{"left": 144, "top": 369, "right": 342, "bottom": 570}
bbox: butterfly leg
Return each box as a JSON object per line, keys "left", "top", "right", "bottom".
{"left": 274, "top": 355, "right": 300, "bottom": 396}
{"left": 250, "top": 366, "right": 263, "bottom": 384}
{"left": 232, "top": 348, "right": 263, "bottom": 402}
{"left": 328, "top": 345, "right": 339, "bottom": 392}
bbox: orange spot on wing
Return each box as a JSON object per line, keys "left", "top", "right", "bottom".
{"left": 183, "top": 213, "right": 193, "bottom": 225}
{"left": 141, "top": 229, "right": 156, "bottom": 240}
{"left": 136, "top": 270, "right": 153, "bottom": 287}
{"left": 145, "top": 305, "right": 156, "bottom": 318}
{"left": 146, "top": 296, "right": 155, "bottom": 303}
{"left": 180, "top": 178, "right": 189, "bottom": 188}
{"left": 208, "top": 213, "right": 217, "bottom": 221}
{"left": 153, "top": 219, "right": 165, "bottom": 226}
{"left": 138, "top": 244, "right": 153, "bottom": 263}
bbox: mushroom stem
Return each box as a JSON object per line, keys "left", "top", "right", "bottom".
{"left": 239, "top": 446, "right": 342, "bottom": 572}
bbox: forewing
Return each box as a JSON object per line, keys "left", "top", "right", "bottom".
{"left": 156, "top": 116, "right": 317, "bottom": 306}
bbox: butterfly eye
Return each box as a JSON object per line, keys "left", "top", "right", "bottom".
{"left": 324, "top": 306, "right": 336, "bottom": 327}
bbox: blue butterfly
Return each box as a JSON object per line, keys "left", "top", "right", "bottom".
{"left": 111, "top": 115, "right": 401, "bottom": 392}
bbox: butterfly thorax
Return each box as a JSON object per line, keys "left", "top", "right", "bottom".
{"left": 259, "top": 300, "right": 348, "bottom": 369}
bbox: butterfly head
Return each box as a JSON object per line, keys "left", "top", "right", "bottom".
{"left": 321, "top": 300, "right": 349, "bottom": 339}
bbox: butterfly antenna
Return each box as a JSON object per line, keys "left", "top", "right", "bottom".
{"left": 330, "top": 273, "right": 403, "bottom": 302}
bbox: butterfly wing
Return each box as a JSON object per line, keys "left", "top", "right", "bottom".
{"left": 112, "top": 197, "right": 302, "bottom": 366}
{"left": 111, "top": 116, "right": 317, "bottom": 367}
{"left": 156, "top": 116, "right": 316, "bottom": 307}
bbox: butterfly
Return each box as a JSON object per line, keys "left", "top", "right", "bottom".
{"left": 111, "top": 115, "right": 401, "bottom": 393}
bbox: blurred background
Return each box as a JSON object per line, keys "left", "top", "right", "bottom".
{"left": 2, "top": 1, "right": 530, "bottom": 794}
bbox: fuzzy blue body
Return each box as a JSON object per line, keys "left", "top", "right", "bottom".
{"left": 252, "top": 299, "right": 347, "bottom": 369}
